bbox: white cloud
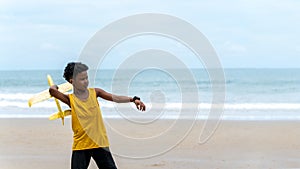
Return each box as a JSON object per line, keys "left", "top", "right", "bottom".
{"left": 295, "top": 46, "right": 300, "bottom": 52}
{"left": 222, "top": 41, "right": 247, "bottom": 54}
{"left": 40, "top": 42, "right": 61, "bottom": 51}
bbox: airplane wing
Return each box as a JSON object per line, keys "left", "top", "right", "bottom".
{"left": 28, "top": 82, "right": 72, "bottom": 107}
{"left": 49, "top": 110, "right": 72, "bottom": 120}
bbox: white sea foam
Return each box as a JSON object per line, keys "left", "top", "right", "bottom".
{"left": 1, "top": 101, "right": 300, "bottom": 119}
{"left": 0, "top": 93, "right": 32, "bottom": 101}
{"left": 1, "top": 96, "right": 300, "bottom": 110}
{"left": 1, "top": 92, "right": 300, "bottom": 119}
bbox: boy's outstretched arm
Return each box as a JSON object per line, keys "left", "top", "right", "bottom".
{"left": 49, "top": 85, "right": 71, "bottom": 107}
{"left": 95, "top": 88, "right": 146, "bottom": 111}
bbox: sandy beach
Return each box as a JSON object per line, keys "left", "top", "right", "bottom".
{"left": 1, "top": 118, "right": 300, "bottom": 169}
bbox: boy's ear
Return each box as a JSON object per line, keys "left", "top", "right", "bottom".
{"left": 70, "top": 79, "right": 73, "bottom": 84}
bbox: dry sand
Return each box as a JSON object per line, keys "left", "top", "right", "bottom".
{"left": 1, "top": 118, "right": 300, "bottom": 169}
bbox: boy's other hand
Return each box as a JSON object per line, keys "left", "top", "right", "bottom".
{"left": 134, "top": 100, "right": 146, "bottom": 111}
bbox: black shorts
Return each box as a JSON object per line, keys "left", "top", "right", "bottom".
{"left": 71, "top": 147, "right": 117, "bottom": 169}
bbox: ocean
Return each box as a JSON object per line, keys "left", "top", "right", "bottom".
{"left": 0, "top": 69, "right": 299, "bottom": 120}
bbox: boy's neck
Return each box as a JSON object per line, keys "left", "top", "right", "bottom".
{"left": 74, "top": 88, "right": 89, "bottom": 100}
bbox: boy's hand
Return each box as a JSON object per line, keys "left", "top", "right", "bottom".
{"left": 50, "top": 85, "right": 59, "bottom": 90}
{"left": 134, "top": 100, "right": 146, "bottom": 111}
{"left": 49, "top": 85, "right": 59, "bottom": 96}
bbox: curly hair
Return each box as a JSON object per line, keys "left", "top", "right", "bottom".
{"left": 63, "top": 62, "right": 89, "bottom": 83}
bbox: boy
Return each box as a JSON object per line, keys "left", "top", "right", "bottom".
{"left": 49, "top": 62, "right": 146, "bottom": 169}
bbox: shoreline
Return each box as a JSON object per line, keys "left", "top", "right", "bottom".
{"left": 2, "top": 116, "right": 300, "bottom": 121}
{"left": 1, "top": 118, "right": 300, "bottom": 168}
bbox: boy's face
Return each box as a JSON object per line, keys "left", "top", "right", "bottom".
{"left": 71, "top": 71, "right": 89, "bottom": 91}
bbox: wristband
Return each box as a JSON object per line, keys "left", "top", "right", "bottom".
{"left": 132, "top": 96, "right": 140, "bottom": 102}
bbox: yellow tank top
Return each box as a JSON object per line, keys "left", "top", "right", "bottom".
{"left": 69, "top": 88, "right": 109, "bottom": 150}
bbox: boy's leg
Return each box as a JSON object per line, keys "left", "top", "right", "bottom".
{"left": 71, "top": 150, "right": 92, "bottom": 169}
{"left": 92, "top": 147, "right": 117, "bottom": 169}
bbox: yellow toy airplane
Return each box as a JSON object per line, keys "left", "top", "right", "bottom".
{"left": 28, "top": 75, "right": 72, "bottom": 125}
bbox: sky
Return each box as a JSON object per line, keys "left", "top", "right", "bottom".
{"left": 0, "top": 0, "right": 299, "bottom": 70}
